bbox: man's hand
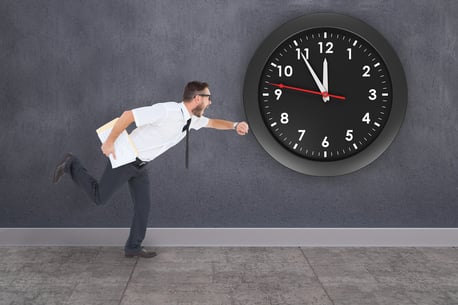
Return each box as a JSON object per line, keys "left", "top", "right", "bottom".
{"left": 101, "top": 140, "right": 116, "bottom": 159}
{"left": 235, "top": 121, "right": 249, "bottom": 136}
{"left": 100, "top": 110, "right": 135, "bottom": 160}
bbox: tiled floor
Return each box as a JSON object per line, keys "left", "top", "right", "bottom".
{"left": 1, "top": 247, "right": 457, "bottom": 305}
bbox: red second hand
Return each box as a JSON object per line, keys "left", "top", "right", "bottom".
{"left": 270, "top": 83, "right": 346, "bottom": 101}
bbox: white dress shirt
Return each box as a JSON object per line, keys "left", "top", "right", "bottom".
{"left": 129, "top": 102, "right": 209, "bottom": 162}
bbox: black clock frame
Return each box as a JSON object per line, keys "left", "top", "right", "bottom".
{"left": 243, "top": 13, "right": 407, "bottom": 176}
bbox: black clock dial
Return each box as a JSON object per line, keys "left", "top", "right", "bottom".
{"left": 259, "top": 28, "right": 392, "bottom": 161}
{"left": 244, "top": 13, "right": 407, "bottom": 176}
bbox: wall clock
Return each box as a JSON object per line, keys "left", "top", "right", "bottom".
{"left": 243, "top": 13, "right": 407, "bottom": 176}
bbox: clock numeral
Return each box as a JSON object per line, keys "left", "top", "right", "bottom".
{"left": 321, "top": 136, "right": 330, "bottom": 148}
{"left": 296, "top": 48, "right": 309, "bottom": 60}
{"left": 347, "top": 48, "right": 352, "bottom": 60}
{"left": 368, "top": 89, "right": 377, "bottom": 101}
{"left": 277, "top": 65, "right": 293, "bottom": 78}
{"left": 274, "top": 89, "right": 282, "bottom": 100}
{"left": 298, "top": 129, "right": 306, "bottom": 141}
{"left": 345, "top": 130, "right": 354, "bottom": 142}
{"left": 362, "top": 65, "right": 371, "bottom": 77}
{"left": 318, "top": 41, "right": 334, "bottom": 54}
{"left": 362, "top": 112, "right": 371, "bottom": 124}
{"left": 280, "top": 113, "right": 289, "bottom": 124}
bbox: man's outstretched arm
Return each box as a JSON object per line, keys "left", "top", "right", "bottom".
{"left": 207, "top": 119, "right": 249, "bottom": 136}
{"left": 101, "top": 110, "right": 135, "bottom": 159}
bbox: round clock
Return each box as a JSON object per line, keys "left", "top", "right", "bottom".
{"left": 243, "top": 13, "right": 407, "bottom": 176}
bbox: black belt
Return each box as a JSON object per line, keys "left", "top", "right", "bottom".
{"left": 131, "top": 158, "right": 148, "bottom": 169}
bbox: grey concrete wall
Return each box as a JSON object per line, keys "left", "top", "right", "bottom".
{"left": 1, "top": 0, "right": 457, "bottom": 227}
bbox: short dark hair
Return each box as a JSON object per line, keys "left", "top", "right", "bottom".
{"left": 183, "top": 81, "right": 209, "bottom": 102}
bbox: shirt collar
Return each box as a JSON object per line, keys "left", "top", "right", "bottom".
{"left": 179, "top": 102, "right": 192, "bottom": 121}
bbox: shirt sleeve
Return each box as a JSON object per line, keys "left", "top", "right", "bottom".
{"left": 190, "top": 115, "right": 210, "bottom": 130}
{"left": 132, "top": 103, "right": 167, "bottom": 127}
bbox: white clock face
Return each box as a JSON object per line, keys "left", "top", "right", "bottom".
{"left": 244, "top": 14, "right": 407, "bottom": 176}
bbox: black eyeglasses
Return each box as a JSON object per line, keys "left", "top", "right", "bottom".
{"left": 196, "top": 94, "right": 212, "bottom": 101}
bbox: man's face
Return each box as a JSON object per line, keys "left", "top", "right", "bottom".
{"left": 192, "top": 88, "right": 212, "bottom": 117}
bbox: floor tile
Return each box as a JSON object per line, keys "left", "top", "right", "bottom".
{"left": 64, "top": 282, "right": 126, "bottom": 305}
{"left": 132, "top": 261, "right": 214, "bottom": 286}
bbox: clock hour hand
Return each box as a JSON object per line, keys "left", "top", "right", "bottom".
{"left": 322, "top": 58, "right": 329, "bottom": 102}
{"left": 301, "top": 52, "right": 328, "bottom": 102}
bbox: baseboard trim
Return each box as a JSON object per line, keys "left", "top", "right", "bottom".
{"left": 0, "top": 228, "right": 457, "bottom": 247}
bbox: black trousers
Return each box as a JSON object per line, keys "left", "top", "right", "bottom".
{"left": 65, "top": 157, "right": 151, "bottom": 254}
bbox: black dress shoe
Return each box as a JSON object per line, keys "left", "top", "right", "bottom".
{"left": 52, "top": 153, "right": 74, "bottom": 184}
{"left": 125, "top": 247, "right": 157, "bottom": 258}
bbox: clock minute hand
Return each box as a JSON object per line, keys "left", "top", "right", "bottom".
{"left": 301, "top": 53, "right": 328, "bottom": 102}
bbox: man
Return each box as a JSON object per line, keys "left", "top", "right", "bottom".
{"left": 53, "top": 81, "right": 249, "bottom": 258}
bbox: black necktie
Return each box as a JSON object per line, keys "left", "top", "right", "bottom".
{"left": 182, "top": 118, "right": 191, "bottom": 168}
